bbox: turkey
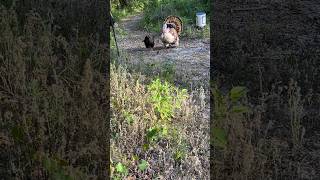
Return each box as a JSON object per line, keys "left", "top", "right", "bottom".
{"left": 160, "top": 16, "right": 183, "bottom": 48}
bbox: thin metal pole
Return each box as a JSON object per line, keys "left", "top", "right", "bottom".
{"left": 110, "top": 13, "right": 120, "bottom": 57}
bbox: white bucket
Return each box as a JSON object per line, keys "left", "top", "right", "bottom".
{"left": 196, "top": 12, "right": 206, "bottom": 28}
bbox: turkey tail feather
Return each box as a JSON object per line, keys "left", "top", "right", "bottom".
{"left": 164, "top": 16, "right": 183, "bottom": 35}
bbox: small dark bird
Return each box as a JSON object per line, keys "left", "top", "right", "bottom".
{"left": 143, "top": 35, "right": 155, "bottom": 48}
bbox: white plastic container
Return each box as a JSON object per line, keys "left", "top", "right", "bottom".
{"left": 196, "top": 12, "right": 206, "bottom": 28}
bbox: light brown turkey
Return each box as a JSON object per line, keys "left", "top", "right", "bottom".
{"left": 160, "top": 16, "right": 183, "bottom": 48}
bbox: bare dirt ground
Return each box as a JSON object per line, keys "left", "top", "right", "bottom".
{"left": 116, "top": 14, "right": 210, "bottom": 89}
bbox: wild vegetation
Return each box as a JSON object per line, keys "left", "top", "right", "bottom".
{"left": 0, "top": 1, "right": 108, "bottom": 179}
{"left": 212, "top": 0, "right": 320, "bottom": 179}
{"left": 141, "top": 0, "right": 210, "bottom": 37}
{"left": 112, "top": 0, "right": 210, "bottom": 38}
{"left": 111, "top": 0, "right": 210, "bottom": 179}
{"left": 110, "top": 64, "right": 209, "bottom": 178}
{"left": 5, "top": 0, "right": 317, "bottom": 179}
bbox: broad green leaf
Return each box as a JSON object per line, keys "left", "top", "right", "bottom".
{"left": 143, "top": 143, "right": 149, "bottom": 151}
{"left": 115, "top": 163, "right": 127, "bottom": 174}
{"left": 44, "top": 156, "right": 61, "bottom": 173}
{"left": 125, "top": 114, "right": 134, "bottom": 124}
{"left": 174, "top": 150, "right": 185, "bottom": 161}
{"left": 44, "top": 156, "right": 54, "bottom": 172}
{"left": 138, "top": 160, "right": 148, "bottom": 171}
{"left": 132, "top": 155, "right": 139, "bottom": 161}
{"left": 231, "top": 105, "right": 250, "bottom": 113}
{"left": 212, "top": 127, "right": 227, "bottom": 148}
{"left": 147, "top": 127, "right": 159, "bottom": 141}
{"left": 230, "top": 86, "right": 247, "bottom": 103}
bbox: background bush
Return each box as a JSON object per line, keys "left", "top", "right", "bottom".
{"left": 141, "top": 0, "right": 210, "bottom": 33}
{"left": 111, "top": 0, "right": 210, "bottom": 37}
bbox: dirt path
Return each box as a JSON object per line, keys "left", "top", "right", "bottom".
{"left": 113, "top": 14, "right": 210, "bottom": 179}
{"left": 116, "top": 14, "right": 210, "bottom": 89}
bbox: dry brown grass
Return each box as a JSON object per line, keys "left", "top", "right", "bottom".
{"left": 0, "top": 3, "right": 109, "bottom": 179}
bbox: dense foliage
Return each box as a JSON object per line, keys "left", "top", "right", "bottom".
{"left": 111, "top": 0, "right": 210, "bottom": 34}
{"left": 142, "top": 0, "right": 210, "bottom": 32}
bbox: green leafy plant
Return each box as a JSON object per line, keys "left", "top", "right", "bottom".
{"left": 115, "top": 162, "right": 128, "bottom": 176}
{"left": 123, "top": 110, "right": 135, "bottom": 124}
{"left": 148, "top": 79, "right": 174, "bottom": 120}
{"left": 212, "top": 85, "right": 250, "bottom": 148}
{"left": 43, "top": 158, "right": 72, "bottom": 180}
{"left": 110, "top": 159, "right": 129, "bottom": 180}
{"left": 230, "top": 86, "right": 248, "bottom": 103}
{"left": 148, "top": 78, "right": 188, "bottom": 121}
{"left": 145, "top": 124, "right": 169, "bottom": 148}
{"left": 174, "top": 149, "right": 185, "bottom": 162}
{"left": 142, "top": 79, "right": 189, "bottom": 153}
{"left": 41, "top": 154, "right": 86, "bottom": 180}
{"left": 212, "top": 127, "right": 227, "bottom": 148}
{"left": 146, "top": 126, "right": 161, "bottom": 142}
{"left": 138, "top": 160, "right": 148, "bottom": 171}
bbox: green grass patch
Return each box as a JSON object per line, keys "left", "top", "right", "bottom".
{"left": 111, "top": 0, "right": 146, "bottom": 21}
{"left": 141, "top": 0, "right": 210, "bottom": 35}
